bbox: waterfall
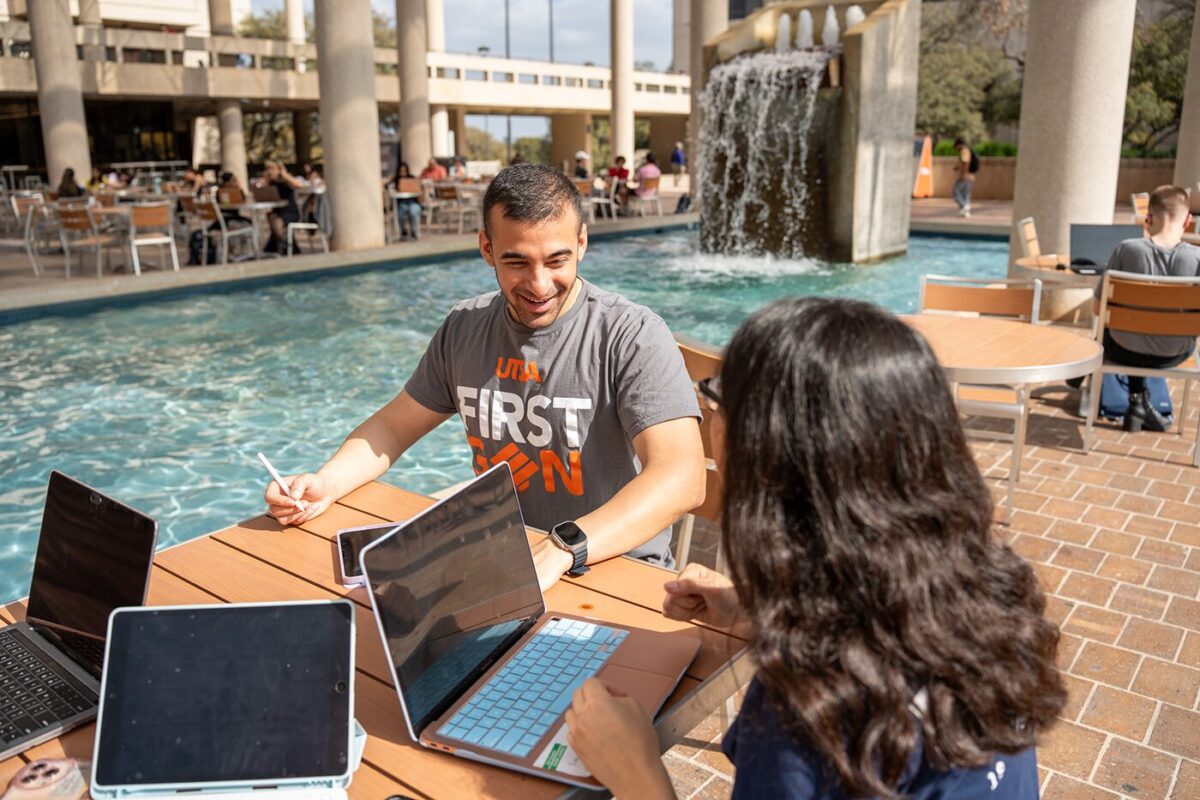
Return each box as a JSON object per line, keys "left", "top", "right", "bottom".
{"left": 697, "top": 49, "right": 836, "bottom": 258}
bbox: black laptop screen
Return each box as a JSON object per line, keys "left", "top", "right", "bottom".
{"left": 95, "top": 602, "right": 354, "bottom": 787}
{"left": 26, "top": 471, "right": 158, "bottom": 639}
{"left": 362, "top": 464, "right": 544, "bottom": 733}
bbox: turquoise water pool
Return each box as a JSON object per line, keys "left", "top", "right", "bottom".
{"left": 0, "top": 231, "right": 1007, "bottom": 602}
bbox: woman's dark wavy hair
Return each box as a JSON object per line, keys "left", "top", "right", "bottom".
{"left": 719, "top": 297, "right": 1065, "bottom": 799}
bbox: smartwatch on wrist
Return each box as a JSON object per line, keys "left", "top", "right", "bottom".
{"left": 549, "top": 521, "right": 589, "bottom": 577}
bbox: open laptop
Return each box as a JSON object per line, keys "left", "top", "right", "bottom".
{"left": 360, "top": 463, "right": 701, "bottom": 789}
{"left": 90, "top": 601, "right": 361, "bottom": 800}
{"left": 251, "top": 181, "right": 282, "bottom": 203}
{"left": 1069, "top": 224, "right": 1144, "bottom": 273}
{"left": 0, "top": 471, "right": 158, "bottom": 759}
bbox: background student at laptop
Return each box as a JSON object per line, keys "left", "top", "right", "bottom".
{"left": 264, "top": 164, "right": 706, "bottom": 591}
{"left": 1093, "top": 185, "right": 1200, "bottom": 433}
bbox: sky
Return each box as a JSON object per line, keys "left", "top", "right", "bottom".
{"left": 249, "top": 1, "right": 676, "bottom": 140}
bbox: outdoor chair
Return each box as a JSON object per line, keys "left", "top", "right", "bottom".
{"left": 1016, "top": 216, "right": 1040, "bottom": 258}
{"left": 628, "top": 176, "right": 664, "bottom": 217}
{"left": 0, "top": 195, "right": 46, "bottom": 276}
{"left": 1083, "top": 270, "right": 1200, "bottom": 466}
{"left": 573, "top": 178, "right": 615, "bottom": 223}
{"left": 673, "top": 334, "right": 726, "bottom": 571}
{"left": 430, "top": 184, "right": 481, "bottom": 235}
{"left": 918, "top": 274, "right": 1045, "bottom": 523}
{"left": 193, "top": 197, "right": 256, "bottom": 265}
{"left": 56, "top": 203, "right": 122, "bottom": 278}
{"left": 128, "top": 202, "right": 180, "bottom": 275}
{"left": 287, "top": 191, "right": 330, "bottom": 256}
{"left": 217, "top": 187, "right": 246, "bottom": 206}
{"left": 1131, "top": 192, "right": 1150, "bottom": 225}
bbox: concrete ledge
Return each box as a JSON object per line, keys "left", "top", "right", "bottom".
{"left": 909, "top": 219, "right": 1010, "bottom": 239}
{"left": 0, "top": 213, "right": 697, "bottom": 324}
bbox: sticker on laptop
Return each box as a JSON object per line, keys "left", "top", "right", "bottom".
{"left": 533, "top": 725, "right": 591, "bottom": 777}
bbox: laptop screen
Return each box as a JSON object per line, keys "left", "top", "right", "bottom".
{"left": 26, "top": 471, "right": 158, "bottom": 640}
{"left": 362, "top": 464, "right": 544, "bottom": 734}
{"left": 94, "top": 602, "right": 354, "bottom": 788}
{"left": 1069, "top": 224, "right": 1144, "bottom": 267}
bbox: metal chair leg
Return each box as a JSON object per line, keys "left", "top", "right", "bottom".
{"left": 1084, "top": 369, "right": 1103, "bottom": 452}
{"left": 1180, "top": 378, "right": 1192, "bottom": 439}
{"left": 674, "top": 515, "right": 695, "bottom": 568}
{"left": 168, "top": 238, "right": 180, "bottom": 271}
{"left": 130, "top": 243, "right": 141, "bottom": 276}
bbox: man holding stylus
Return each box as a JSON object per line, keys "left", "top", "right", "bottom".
{"left": 264, "top": 165, "right": 706, "bottom": 592}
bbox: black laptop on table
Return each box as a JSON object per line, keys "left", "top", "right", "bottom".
{"left": 1069, "top": 224, "right": 1145, "bottom": 274}
{"left": 0, "top": 471, "right": 158, "bottom": 759}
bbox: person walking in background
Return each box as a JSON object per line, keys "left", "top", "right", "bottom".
{"left": 953, "top": 138, "right": 978, "bottom": 218}
{"left": 670, "top": 141, "right": 685, "bottom": 186}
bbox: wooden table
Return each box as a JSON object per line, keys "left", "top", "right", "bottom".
{"left": 0, "top": 482, "right": 750, "bottom": 800}
{"left": 905, "top": 314, "right": 1103, "bottom": 385}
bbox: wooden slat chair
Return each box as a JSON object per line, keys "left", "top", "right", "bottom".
{"left": 1016, "top": 216, "right": 1040, "bottom": 259}
{"left": 918, "top": 274, "right": 1045, "bottom": 523}
{"left": 192, "top": 197, "right": 256, "bottom": 265}
{"left": 674, "top": 334, "right": 725, "bottom": 569}
{"left": 1131, "top": 192, "right": 1150, "bottom": 225}
{"left": 0, "top": 194, "right": 45, "bottom": 276}
{"left": 129, "top": 202, "right": 180, "bottom": 274}
{"left": 628, "top": 176, "right": 664, "bottom": 217}
{"left": 1084, "top": 270, "right": 1200, "bottom": 466}
{"left": 286, "top": 191, "right": 330, "bottom": 256}
{"left": 56, "top": 203, "right": 121, "bottom": 277}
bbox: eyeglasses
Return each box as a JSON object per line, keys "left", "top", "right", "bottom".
{"left": 697, "top": 376, "right": 722, "bottom": 412}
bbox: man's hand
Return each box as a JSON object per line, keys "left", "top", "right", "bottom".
{"left": 564, "top": 679, "right": 675, "bottom": 800}
{"left": 662, "top": 563, "right": 742, "bottom": 630}
{"left": 265, "top": 472, "right": 335, "bottom": 527}
{"left": 531, "top": 537, "right": 574, "bottom": 594}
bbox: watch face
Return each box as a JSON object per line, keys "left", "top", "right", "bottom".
{"left": 554, "top": 522, "right": 586, "bottom": 547}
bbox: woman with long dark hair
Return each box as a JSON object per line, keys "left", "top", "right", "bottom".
{"left": 566, "top": 297, "right": 1065, "bottom": 799}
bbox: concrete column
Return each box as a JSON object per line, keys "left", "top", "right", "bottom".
{"left": 688, "top": 0, "right": 727, "bottom": 185}
{"left": 1009, "top": 0, "right": 1137, "bottom": 272}
{"left": 216, "top": 100, "right": 248, "bottom": 190}
{"left": 285, "top": 0, "right": 306, "bottom": 71}
{"left": 28, "top": 0, "right": 91, "bottom": 184}
{"left": 426, "top": 0, "right": 446, "bottom": 52}
{"left": 207, "top": 0, "right": 235, "bottom": 36}
{"left": 672, "top": 0, "right": 690, "bottom": 73}
{"left": 315, "top": 0, "right": 385, "bottom": 250}
{"left": 294, "top": 109, "right": 311, "bottom": 164}
{"left": 610, "top": 0, "right": 635, "bottom": 164}
{"left": 431, "top": 107, "right": 451, "bottom": 158}
{"left": 452, "top": 107, "right": 468, "bottom": 157}
{"left": 78, "top": 0, "right": 100, "bottom": 26}
{"left": 77, "top": 0, "right": 104, "bottom": 62}
{"left": 550, "top": 113, "right": 593, "bottom": 173}
{"left": 397, "top": 0, "right": 432, "bottom": 169}
{"left": 1175, "top": 3, "right": 1200, "bottom": 189}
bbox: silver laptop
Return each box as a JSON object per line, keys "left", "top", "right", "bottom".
{"left": 361, "top": 463, "right": 700, "bottom": 789}
{"left": 0, "top": 471, "right": 158, "bottom": 760}
{"left": 91, "top": 600, "right": 360, "bottom": 800}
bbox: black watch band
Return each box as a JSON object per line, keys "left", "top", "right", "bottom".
{"left": 551, "top": 521, "right": 590, "bottom": 576}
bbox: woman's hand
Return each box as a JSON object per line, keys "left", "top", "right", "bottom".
{"left": 662, "top": 563, "right": 743, "bottom": 631}
{"left": 564, "top": 679, "right": 675, "bottom": 800}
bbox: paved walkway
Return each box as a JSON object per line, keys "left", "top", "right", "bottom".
{"left": 911, "top": 198, "right": 1139, "bottom": 238}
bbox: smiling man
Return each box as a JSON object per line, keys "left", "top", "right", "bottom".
{"left": 264, "top": 164, "right": 706, "bottom": 590}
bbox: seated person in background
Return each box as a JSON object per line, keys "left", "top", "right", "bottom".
{"left": 56, "top": 168, "right": 85, "bottom": 198}
{"left": 566, "top": 296, "right": 1065, "bottom": 800}
{"left": 385, "top": 161, "right": 422, "bottom": 240}
{"left": 216, "top": 172, "right": 251, "bottom": 227}
{"left": 1097, "top": 184, "right": 1200, "bottom": 433}
{"left": 262, "top": 159, "right": 303, "bottom": 255}
{"left": 606, "top": 156, "right": 630, "bottom": 206}
{"left": 86, "top": 167, "right": 105, "bottom": 193}
{"left": 181, "top": 167, "right": 210, "bottom": 196}
{"left": 633, "top": 152, "right": 662, "bottom": 199}
{"left": 420, "top": 157, "right": 448, "bottom": 182}
{"left": 264, "top": 164, "right": 706, "bottom": 591}
{"left": 450, "top": 157, "right": 467, "bottom": 178}
{"left": 301, "top": 162, "right": 324, "bottom": 189}
{"left": 574, "top": 151, "right": 590, "bottom": 180}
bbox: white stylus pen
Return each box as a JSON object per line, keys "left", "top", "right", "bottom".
{"left": 257, "top": 452, "right": 307, "bottom": 511}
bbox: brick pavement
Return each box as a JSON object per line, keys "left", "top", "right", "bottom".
{"left": 666, "top": 379, "right": 1200, "bottom": 800}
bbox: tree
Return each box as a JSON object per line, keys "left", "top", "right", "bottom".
{"left": 513, "top": 136, "right": 551, "bottom": 165}
{"left": 464, "top": 126, "right": 506, "bottom": 161}
{"left": 1122, "top": 1, "right": 1193, "bottom": 155}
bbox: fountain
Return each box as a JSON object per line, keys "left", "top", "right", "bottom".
{"left": 696, "top": 1, "right": 922, "bottom": 263}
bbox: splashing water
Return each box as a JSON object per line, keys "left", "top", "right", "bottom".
{"left": 697, "top": 49, "right": 836, "bottom": 258}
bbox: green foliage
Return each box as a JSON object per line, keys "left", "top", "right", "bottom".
{"left": 237, "top": 9, "right": 392, "bottom": 47}
{"left": 513, "top": 136, "right": 551, "bottom": 165}
{"left": 1123, "top": 11, "right": 1191, "bottom": 156}
{"left": 464, "top": 126, "right": 506, "bottom": 161}
{"left": 372, "top": 10, "right": 396, "bottom": 48}
{"left": 932, "top": 139, "right": 1017, "bottom": 157}
{"left": 590, "top": 117, "right": 651, "bottom": 170}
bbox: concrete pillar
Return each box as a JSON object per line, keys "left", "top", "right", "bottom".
{"left": 397, "top": 0, "right": 432, "bottom": 169}
{"left": 426, "top": 0, "right": 445, "bottom": 52}
{"left": 452, "top": 107, "right": 468, "bottom": 157}
{"left": 315, "top": 0, "right": 385, "bottom": 250}
{"left": 688, "top": 0, "right": 727, "bottom": 185}
{"left": 77, "top": 0, "right": 104, "bottom": 62}
{"left": 28, "top": 0, "right": 91, "bottom": 184}
{"left": 294, "top": 109, "right": 311, "bottom": 164}
{"left": 285, "top": 0, "right": 306, "bottom": 71}
{"left": 610, "top": 0, "right": 635, "bottom": 164}
{"left": 78, "top": 0, "right": 100, "bottom": 26}
{"left": 207, "top": 0, "right": 235, "bottom": 36}
{"left": 1175, "top": 3, "right": 1200, "bottom": 189}
{"left": 431, "top": 107, "right": 451, "bottom": 158}
{"left": 1009, "top": 0, "right": 1137, "bottom": 272}
{"left": 216, "top": 100, "right": 248, "bottom": 190}
{"left": 550, "top": 113, "right": 593, "bottom": 173}
{"left": 672, "top": 0, "right": 690, "bottom": 73}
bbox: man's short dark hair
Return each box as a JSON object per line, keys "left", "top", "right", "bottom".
{"left": 1149, "top": 184, "right": 1190, "bottom": 220}
{"left": 482, "top": 163, "right": 584, "bottom": 236}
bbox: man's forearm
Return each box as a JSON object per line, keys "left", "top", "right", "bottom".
{"left": 317, "top": 414, "right": 406, "bottom": 501}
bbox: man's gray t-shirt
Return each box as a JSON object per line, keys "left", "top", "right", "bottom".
{"left": 404, "top": 279, "right": 701, "bottom": 565}
{"left": 1100, "top": 238, "right": 1200, "bottom": 357}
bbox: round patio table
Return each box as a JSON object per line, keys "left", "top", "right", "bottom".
{"left": 903, "top": 314, "right": 1103, "bottom": 385}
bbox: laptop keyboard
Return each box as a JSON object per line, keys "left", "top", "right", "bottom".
{"left": 0, "top": 629, "right": 97, "bottom": 745}
{"left": 437, "top": 618, "right": 628, "bottom": 759}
